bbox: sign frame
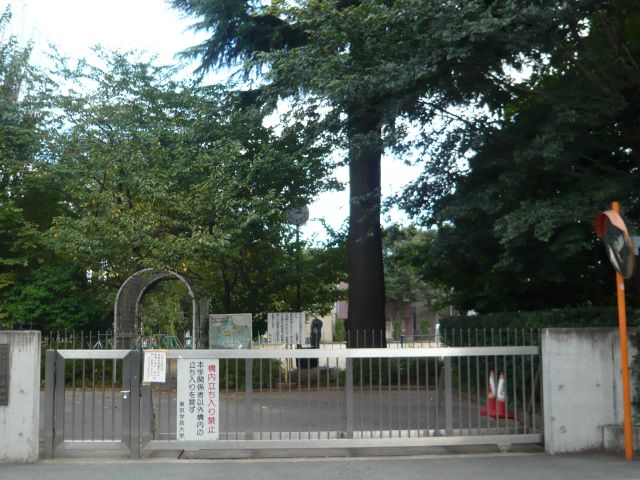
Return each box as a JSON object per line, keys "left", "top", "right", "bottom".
{"left": 142, "top": 350, "right": 167, "bottom": 384}
{"left": 267, "top": 312, "right": 306, "bottom": 345}
{"left": 208, "top": 313, "right": 252, "bottom": 349}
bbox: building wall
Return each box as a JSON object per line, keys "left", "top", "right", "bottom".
{"left": 335, "top": 282, "right": 348, "bottom": 321}
{"left": 333, "top": 282, "right": 452, "bottom": 340}
{"left": 387, "top": 299, "right": 454, "bottom": 339}
{"left": 0, "top": 331, "right": 41, "bottom": 463}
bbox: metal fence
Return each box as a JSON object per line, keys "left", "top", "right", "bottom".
{"left": 439, "top": 328, "right": 541, "bottom": 347}
{"left": 42, "top": 330, "right": 116, "bottom": 350}
{"left": 39, "top": 327, "right": 540, "bottom": 350}
{"left": 43, "top": 344, "right": 542, "bottom": 458}
{"left": 41, "top": 330, "right": 183, "bottom": 350}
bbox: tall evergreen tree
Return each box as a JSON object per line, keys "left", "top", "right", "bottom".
{"left": 170, "top": 0, "right": 583, "bottom": 345}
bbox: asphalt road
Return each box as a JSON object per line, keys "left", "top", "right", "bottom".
{"left": 2, "top": 453, "right": 640, "bottom": 480}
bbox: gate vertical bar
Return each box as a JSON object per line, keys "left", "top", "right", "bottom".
{"left": 259, "top": 358, "right": 263, "bottom": 440}
{"left": 81, "top": 342, "right": 86, "bottom": 440}
{"left": 111, "top": 358, "right": 116, "bottom": 440}
{"left": 129, "top": 350, "right": 141, "bottom": 458}
{"left": 71, "top": 361, "right": 76, "bottom": 440}
{"left": 122, "top": 352, "right": 132, "bottom": 454}
{"left": 235, "top": 360, "right": 239, "bottom": 440}
{"left": 101, "top": 359, "right": 106, "bottom": 441}
{"left": 531, "top": 359, "right": 540, "bottom": 432}
{"left": 54, "top": 353, "right": 66, "bottom": 450}
{"left": 140, "top": 384, "right": 152, "bottom": 446}
{"left": 43, "top": 350, "right": 56, "bottom": 459}
{"left": 91, "top": 358, "right": 96, "bottom": 440}
{"left": 425, "top": 356, "right": 430, "bottom": 435}
{"left": 434, "top": 358, "right": 439, "bottom": 432}
{"left": 444, "top": 357, "right": 453, "bottom": 434}
{"left": 345, "top": 358, "right": 354, "bottom": 438}
{"left": 245, "top": 359, "right": 254, "bottom": 440}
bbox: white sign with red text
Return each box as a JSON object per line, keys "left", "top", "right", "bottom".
{"left": 176, "top": 358, "right": 219, "bottom": 441}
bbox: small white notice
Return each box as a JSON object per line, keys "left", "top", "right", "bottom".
{"left": 267, "top": 312, "right": 306, "bottom": 344}
{"left": 143, "top": 350, "right": 167, "bottom": 383}
{"left": 176, "top": 358, "right": 219, "bottom": 441}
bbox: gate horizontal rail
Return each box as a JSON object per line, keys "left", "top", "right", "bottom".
{"left": 52, "top": 346, "right": 538, "bottom": 359}
{"left": 161, "top": 346, "right": 540, "bottom": 359}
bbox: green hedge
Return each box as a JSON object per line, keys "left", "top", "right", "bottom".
{"left": 439, "top": 307, "right": 639, "bottom": 330}
{"left": 218, "top": 358, "right": 283, "bottom": 389}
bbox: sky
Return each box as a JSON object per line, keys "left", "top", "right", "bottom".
{"left": 5, "top": 0, "right": 422, "bottom": 241}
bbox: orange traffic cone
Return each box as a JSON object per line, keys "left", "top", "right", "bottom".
{"left": 480, "top": 370, "right": 497, "bottom": 417}
{"left": 496, "top": 372, "right": 515, "bottom": 419}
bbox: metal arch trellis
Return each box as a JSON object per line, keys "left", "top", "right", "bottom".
{"left": 113, "top": 268, "right": 207, "bottom": 349}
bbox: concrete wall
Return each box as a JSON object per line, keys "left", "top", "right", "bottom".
{"left": 542, "top": 328, "right": 629, "bottom": 454}
{"left": 0, "top": 331, "right": 41, "bottom": 463}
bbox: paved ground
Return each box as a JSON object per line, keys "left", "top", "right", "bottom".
{"left": 40, "top": 386, "right": 535, "bottom": 445}
{"left": 2, "top": 452, "right": 640, "bottom": 480}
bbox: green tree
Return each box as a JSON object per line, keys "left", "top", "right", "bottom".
{"left": 46, "top": 50, "right": 339, "bottom": 329}
{"left": 402, "top": 1, "right": 640, "bottom": 312}
{"left": 0, "top": 8, "right": 108, "bottom": 330}
{"left": 170, "top": 0, "right": 583, "bottom": 345}
{"left": 383, "top": 225, "right": 447, "bottom": 334}
{"left": 0, "top": 7, "right": 41, "bottom": 311}
{"left": 138, "top": 280, "right": 191, "bottom": 336}
{"left": 384, "top": 226, "right": 428, "bottom": 319}
{"left": 297, "top": 232, "right": 347, "bottom": 316}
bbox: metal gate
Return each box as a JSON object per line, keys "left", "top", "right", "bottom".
{"left": 43, "top": 346, "right": 542, "bottom": 458}
{"left": 42, "top": 350, "right": 141, "bottom": 458}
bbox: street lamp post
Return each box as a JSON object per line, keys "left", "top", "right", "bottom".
{"left": 286, "top": 206, "right": 309, "bottom": 311}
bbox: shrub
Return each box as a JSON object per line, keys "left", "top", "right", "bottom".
{"left": 392, "top": 320, "right": 402, "bottom": 341}
{"left": 334, "top": 318, "right": 346, "bottom": 342}
{"left": 438, "top": 307, "right": 637, "bottom": 330}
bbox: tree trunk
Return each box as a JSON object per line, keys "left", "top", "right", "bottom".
{"left": 346, "top": 110, "right": 386, "bottom": 348}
